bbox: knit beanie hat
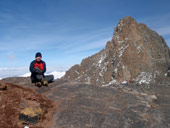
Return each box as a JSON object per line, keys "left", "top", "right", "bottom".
{"left": 35, "top": 52, "right": 42, "bottom": 58}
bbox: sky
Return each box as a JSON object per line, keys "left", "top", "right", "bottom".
{"left": 0, "top": 0, "right": 170, "bottom": 78}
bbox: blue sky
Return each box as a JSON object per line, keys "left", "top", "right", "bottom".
{"left": 0, "top": 0, "right": 170, "bottom": 77}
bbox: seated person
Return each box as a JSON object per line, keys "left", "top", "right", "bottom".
{"left": 29, "top": 52, "right": 54, "bottom": 87}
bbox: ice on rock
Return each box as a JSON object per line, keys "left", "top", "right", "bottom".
{"left": 125, "top": 38, "right": 129, "bottom": 41}
{"left": 114, "top": 68, "right": 118, "bottom": 73}
{"left": 99, "top": 72, "right": 103, "bottom": 77}
{"left": 122, "top": 65, "right": 125, "bottom": 69}
{"left": 114, "top": 34, "right": 120, "bottom": 40}
{"left": 109, "top": 79, "right": 117, "bottom": 84}
{"left": 135, "top": 72, "right": 152, "bottom": 84}
{"left": 98, "top": 52, "right": 106, "bottom": 67}
{"left": 118, "top": 40, "right": 124, "bottom": 44}
{"left": 118, "top": 44, "right": 129, "bottom": 57}
{"left": 121, "top": 81, "right": 127, "bottom": 84}
{"left": 101, "top": 79, "right": 117, "bottom": 87}
{"left": 75, "top": 70, "right": 79, "bottom": 74}
{"left": 137, "top": 45, "right": 144, "bottom": 55}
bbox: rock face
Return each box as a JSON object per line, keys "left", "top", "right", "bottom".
{"left": 63, "top": 16, "right": 170, "bottom": 86}
{"left": 2, "top": 77, "right": 170, "bottom": 128}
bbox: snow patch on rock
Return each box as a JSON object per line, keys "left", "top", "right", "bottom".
{"left": 121, "top": 81, "right": 127, "bottom": 84}
{"left": 98, "top": 52, "right": 106, "bottom": 67}
{"left": 118, "top": 44, "right": 129, "bottom": 57}
{"left": 102, "top": 79, "right": 118, "bottom": 87}
{"left": 135, "top": 72, "right": 152, "bottom": 84}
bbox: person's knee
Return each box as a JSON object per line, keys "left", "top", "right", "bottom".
{"left": 48, "top": 75, "right": 54, "bottom": 81}
{"left": 36, "top": 75, "right": 43, "bottom": 80}
{"left": 45, "top": 75, "right": 54, "bottom": 82}
{"left": 30, "top": 76, "right": 35, "bottom": 83}
{"left": 50, "top": 75, "right": 54, "bottom": 80}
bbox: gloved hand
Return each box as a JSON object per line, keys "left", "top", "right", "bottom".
{"left": 35, "top": 67, "right": 43, "bottom": 74}
{"left": 35, "top": 67, "right": 39, "bottom": 72}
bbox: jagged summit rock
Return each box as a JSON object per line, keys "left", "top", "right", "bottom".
{"left": 63, "top": 16, "right": 170, "bottom": 86}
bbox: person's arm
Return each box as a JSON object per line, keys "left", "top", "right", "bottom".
{"left": 42, "top": 62, "right": 46, "bottom": 73}
{"left": 29, "top": 61, "right": 37, "bottom": 73}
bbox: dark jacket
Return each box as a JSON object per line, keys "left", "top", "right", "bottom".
{"left": 29, "top": 60, "right": 46, "bottom": 76}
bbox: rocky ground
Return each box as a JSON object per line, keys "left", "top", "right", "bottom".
{"left": 1, "top": 77, "right": 170, "bottom": 128}
{"left": 0, "top": 79, "right": 54, "bottom": 128}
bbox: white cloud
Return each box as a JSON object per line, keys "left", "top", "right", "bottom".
{"left": 0, "top": 22, "right": 113, "bottom": 53}
{"left": 0, "top": 67, "right": 8, "bottom": 70}
{"left": 138, "top": 13, "right": 170, "bottom": 45}
{"left": 156, "top": 26, "right": 170, "bottom": 36}
{"left": 0, "top": 67, "right": 29, "bottom": 79}
{"left": 0, "top": 66, "right": 68, "bottom": 79}
{"left": 138, "top": 13, "right": 170, "bottom": 28}
{"left": 65, "top": 37, "right": 111, "bottom": 54}
{"left": 20, "top": 72, "right": 31, "bottom": 77}
{"left": 46, "top": 71, "right": 65, "bottom": 79}
{"left": 8, "top": 53, "right": 16, "bottom": 61}
{"left": 20, "top": 71, "right": 65, "bottom": 79}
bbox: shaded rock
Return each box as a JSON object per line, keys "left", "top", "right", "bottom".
{"left": 63, "top": 16, "right": 170, "bottom": 86}
{"left": 0, "top": 81, "right": 7, "bottom": 90}
{"left": 19, "top": 107, "right": 43, "bottom": 124}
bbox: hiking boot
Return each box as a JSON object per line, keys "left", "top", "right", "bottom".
{"left": 41, "top": 78, "right": 48, "bottom": 86}
{"left": 35, "top": 82, "right": 42, "bottom": 87}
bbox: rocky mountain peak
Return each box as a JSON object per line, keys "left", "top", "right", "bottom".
{"left": 63, "top": 16, "right": 170, "bottom": 86}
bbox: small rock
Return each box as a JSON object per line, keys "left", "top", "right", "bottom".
{"left": 0, "top": 84, "right": 7, "bottom": 91}
{"left": 1, "top": 104, "right": 6, "bottom": 109}
{"left": 19, "top": 107, "right": 43, "bottom": 124}
{"left": 150, "top": 95, "right": 158, "bottom": 101}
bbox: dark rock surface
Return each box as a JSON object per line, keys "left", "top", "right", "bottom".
{"left": 63, "top": 16, "right": 170, "bottom": 86}
{"left": 2, "top": 77, "right": 170, "bottom": 128}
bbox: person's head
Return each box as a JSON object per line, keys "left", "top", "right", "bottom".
{"left": 35, "top": 52, "right": 42, "bottom": 62}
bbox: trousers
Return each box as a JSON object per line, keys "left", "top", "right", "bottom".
{"left": 31, "top": 74, "right": 54, "bottom": 83}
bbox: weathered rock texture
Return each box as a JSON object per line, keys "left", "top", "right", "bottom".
{"left": 63, "top": 16, "right": 170, "bottom": 86}
{"left": 0, "top": 80, "right": 54, "bottom": 128}
{"left": 2, "top": 77, "right": 170, "bottom": 128}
